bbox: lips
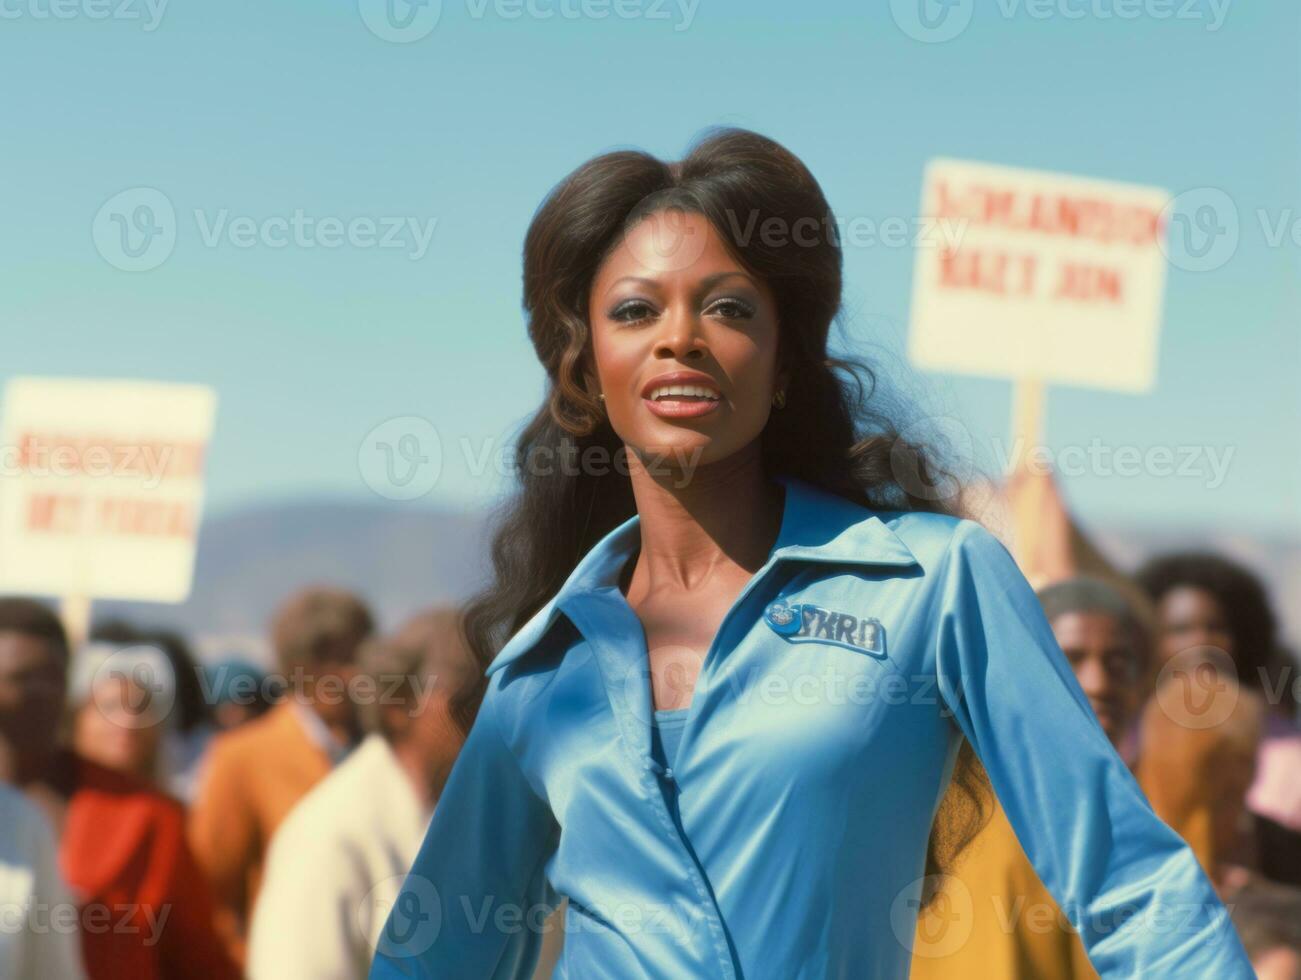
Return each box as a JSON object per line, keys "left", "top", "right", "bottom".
{"left": 640, "top": 370, "right": 722, "bottom": 401}
{"left": 1089, "top": 699, "right": 1124, "bottom": 731}
{"left": 640, "top": 370, "right": 723, "bottom": 420}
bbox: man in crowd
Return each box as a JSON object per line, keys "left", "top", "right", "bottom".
{"left": 0, "top": 780, "right": 87, "bottom": 979}
{"left": 205, "top": 656, "right": 279, "bottom": 733}
{"left": 189, "top": 585, "right": 374, "bottom": 966}
{"left": 246, "top": 606, "right": 564, "bottom": 978}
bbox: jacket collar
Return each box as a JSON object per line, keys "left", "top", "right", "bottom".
{"left": 483, "top": 474, "right": 918, "bottom": 677}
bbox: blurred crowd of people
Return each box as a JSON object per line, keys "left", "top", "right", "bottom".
{"left": 0, "top": 547, "right": 1297, "bottom": 978}
{"left": 913, "top": 554, "right": 1301, "bottom": 979}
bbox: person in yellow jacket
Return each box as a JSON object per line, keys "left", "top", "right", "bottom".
{"left": 911, "top": 576, "right": 1155, "bottom": 979}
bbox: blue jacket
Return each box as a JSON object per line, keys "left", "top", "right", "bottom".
{"left": 369, "top": 474, "right": 1252, "bottom": 979}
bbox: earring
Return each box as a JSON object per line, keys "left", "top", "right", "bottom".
{"left": 772, "top": 389, "right": 786, "bottom": 409}
{"left": 597, "top": 393, "right": 605, "bottom": 401}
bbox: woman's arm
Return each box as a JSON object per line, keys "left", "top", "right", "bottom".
{"left": 932, "top": 520, "right": 1253, "bottom": 977}
{"left": 368, "top": 676, "right": 561, "bottom": 979}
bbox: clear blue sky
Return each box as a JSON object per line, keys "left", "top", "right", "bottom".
{"left": 2, "top": 1, "right": 1297, "bottom": 532}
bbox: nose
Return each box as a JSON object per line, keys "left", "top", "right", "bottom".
{"left": 1186, "top": 628, "right": 1225, "bottom": 653}
{"left": 652, "top": 304, "right": 707, "bottom": 362}
{"left": 1075, "top": 656, "right": 1109, "bottom": 699}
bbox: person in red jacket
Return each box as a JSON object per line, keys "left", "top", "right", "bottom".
{"left": 0, "top": 597, "right": 239, "bottom": 980}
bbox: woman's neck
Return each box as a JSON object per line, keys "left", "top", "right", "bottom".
{"left": 623, "top": 445, "right": 784, "bottom": 596}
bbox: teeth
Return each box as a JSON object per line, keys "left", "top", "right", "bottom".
{"left": 649, "top": 384, "right": 720, "bottom": 401}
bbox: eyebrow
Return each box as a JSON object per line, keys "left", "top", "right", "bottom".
{"left": 603, "top": 270, "right": 756, "bottom": 298}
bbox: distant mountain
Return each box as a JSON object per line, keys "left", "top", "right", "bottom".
{"left": 87, "top": 498, "right": 1299, "bottom": 668}
{"left": 92, "top": 499, "right": 493, "bottom": 666}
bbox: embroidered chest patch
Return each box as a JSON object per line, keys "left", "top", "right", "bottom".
{"left": 763, "top": 599, "right": 886, "bottom": 659}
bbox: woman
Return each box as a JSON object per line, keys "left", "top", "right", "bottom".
{"left": 1134, "top": 553, "right": 1301, "bottom": 891}
{"left": 70, "top": 641, "right": 177, "bottom": 790}
{"left": 369, "top": 128, "right": 1251, "bottom": 978}
{"left": 1137, "top": 553, "right": 1301, "bottom": 832}
{"left": 80, "top": 622, "right": 219, "bottom": 802}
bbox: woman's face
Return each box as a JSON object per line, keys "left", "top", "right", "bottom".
{"left": 1155, "top": 586, "right": 1234, "bottom": 668}
{"left": 73, "top": 675, "right": 165, "bottom": 782}
{"left": 586, "top": 210, "right": 785, "bottom": 473}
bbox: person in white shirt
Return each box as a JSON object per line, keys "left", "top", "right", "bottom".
{"left": 247, "top": 607, "right": 563, "bottom": 979}
{"left": 0, "top": 781, "right": 87, "bottom": 980}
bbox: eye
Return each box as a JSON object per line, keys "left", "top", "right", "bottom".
{"left": 609, "top": 300, "right": 656, "bottom": 324}
{"left": 707, "top": 297, "right": 755, "bottom": 320}
{"left": 1105, "top": 652, "right": 1140, "bottom": 680}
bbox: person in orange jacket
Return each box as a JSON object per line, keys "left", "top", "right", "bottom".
{"left": 188, "top": 584, "right": 374, "bottom": 966}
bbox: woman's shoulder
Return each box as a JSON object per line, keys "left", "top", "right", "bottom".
{"left": 484, "top": 597, "right": 577, "bottom": 679}
{"left": 63, "top": 755, "right": 189, "bottom": 894}
{"left": 870, "top": 508, "right": 1003, "bottom": 571}
{"left": 69, "top": 754, "right": 187, "bottom": 823}
{"left": 482, "top": 609, "right": 587, "bottom": 740}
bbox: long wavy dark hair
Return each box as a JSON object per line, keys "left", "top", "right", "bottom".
{"left": 462, "top": 126, "right": 989, "bottom": 905}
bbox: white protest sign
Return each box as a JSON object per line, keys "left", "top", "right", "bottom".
{"left": 0, "top": 378, "right": 216, "bottom": 602}
{"left": 908, "top": 158, "right": 1171, "bottom": 392}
